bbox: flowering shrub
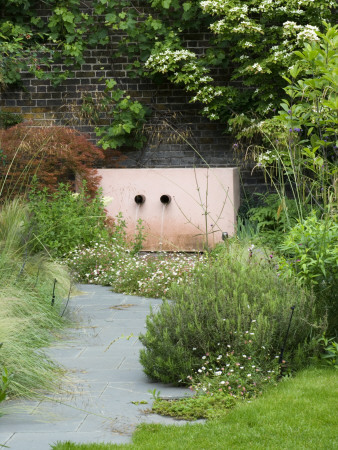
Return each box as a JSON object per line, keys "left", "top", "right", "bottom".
{"left": 108, "top": 0, "right": 335, "bottom": 123}
{"left": 3, "top": 1, "right": 335, "bottom": 128}
{"left": 139, "top": 241, "right": 325, "bottom": 384}
{"left": 190, "top": 348, "right": 279, "bottom": 400}
{"left": 246, "top": 24, "right": 337, "bottom": 212}
{"left": 151, "top": 342, "right": 279, "bottom": 421}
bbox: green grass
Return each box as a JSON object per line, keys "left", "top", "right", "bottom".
{"left": 52, "top": 367, "right": 337, "bottom": 449}
{"left": 0, "top": 199, "right": 71, "bottom": 399}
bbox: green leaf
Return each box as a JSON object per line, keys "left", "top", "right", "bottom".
{"left": 122, "top": 122, "right": 134, "bottom": 133}
{"left": 105, "top": 79, "right": 117, "bottom": 90}
{"left": 280, "top": 102, "right": 290, "bottom": 112}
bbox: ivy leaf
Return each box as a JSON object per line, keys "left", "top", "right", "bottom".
{"left": 105, "top": 13, "right": 117, "bottom": 24}
{"left": 150, "top": 19, "right": 163, "bottom": 31}
{"left": 162, "top": 0, "right": 171, "bottom": 9}
{"left": 105, "top": 79, "right": 117, "bottom": 90}
{"left": 122, "top": 122, "right": 134, "bottom": 133}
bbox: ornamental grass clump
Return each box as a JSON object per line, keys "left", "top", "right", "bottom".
{"left": 140, "top": 241, "right": 326, "bottom": 384}
{"left": 0, "top": 199, "right": 71, "bottom": 398}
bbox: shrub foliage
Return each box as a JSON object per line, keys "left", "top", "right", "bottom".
{"left": 0, "top": 123, "right": 104, "bottom": 199}
{"left": 140, "top": 242, "right": 326, "bottom": 384}
{"left": 28, "top": 182, "right": 111, "bottom": 258}
{"left": 279, "top": 212, "right": 338, "bottom": 335}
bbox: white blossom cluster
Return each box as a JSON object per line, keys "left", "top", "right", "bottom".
{"left": 232, "top": 21, "right": 264, "bottom": 34}
{"left": 251, "top": 62, "right": 263, "bottom": 72}
{"left": 200, "top": 0, "right": 237, "bottom": 15}
{"left": 257, "top": 150, "right": 277, "bottom": 166}
{"left": 283, "top": 22, "right": 320, "bottom": 42}
{"left": 191, "top": 86, "right": 224, "bottom": 104}
{"left": 209, "top": 19, "right": 226, "bottom": 34}
{"left": 283, "top": 21, "right": 304, "bottom": 35}
{"left": 239, "top": 40, "right": 254, "bottom": 48}
{"left": 145, "top": 45, "right": 227, "bottom": 120}
{"left": 257, "top": 0, "right": 278, "bottom": 12}
{"left": 297, "top": 25, "right": 320, "bottom": 43}
{"left": 145, "top": 49, "right": 197, "bottom": 73}
{"left": 269, "top": 45, "right": 292, "bottom": 64}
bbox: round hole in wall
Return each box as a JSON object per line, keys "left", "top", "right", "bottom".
{"left": 160, "top": 195, "right": 171, "bottom": 204}
{"left": 134, "top": 195, "right": 145, "bottom": 204}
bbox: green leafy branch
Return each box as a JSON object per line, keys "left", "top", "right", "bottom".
{"left": 94, "top": 79, "right": 150, "bottom": 150}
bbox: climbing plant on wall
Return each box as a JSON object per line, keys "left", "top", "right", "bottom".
{"left": 1, "top": 0, "right": 336, "bottom": 132}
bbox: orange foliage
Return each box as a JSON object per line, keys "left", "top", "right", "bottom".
{"left": 0, "top": 123, "right": 105, "bottom": 198}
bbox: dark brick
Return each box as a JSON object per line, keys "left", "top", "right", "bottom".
{"left": 17, "top": 100, "right": 35, "bottom": 107}
{"left": 31, "top": 93, "right": 52, "bottom": 100}
{"left": 0, "top": 92, "right": 21, "bottom": 100}
{"left": 80, "top": 79, "right": 94, "bottom": 85}
{"left": 46, "top": 100, "right": 63, "bottom": 106}
{"left": 80, "top": 65, "right": 93, "bottom": 70}
{"left": 66, "top": 85, "right": 77, "bottom": 93}
{"left": 30, "top": 80, "right": 50, "bottom": 86}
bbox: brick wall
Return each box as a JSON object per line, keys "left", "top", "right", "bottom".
{"left": 0, "top": 6, "right": 267, "bottom": 196}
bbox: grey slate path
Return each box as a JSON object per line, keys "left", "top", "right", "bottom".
{"left": 0, "top": 285, "right": 194, "bottom": 450}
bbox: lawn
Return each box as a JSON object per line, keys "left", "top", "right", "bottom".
{"left": 52, "top": 367, "right": 337, "bottom": 450}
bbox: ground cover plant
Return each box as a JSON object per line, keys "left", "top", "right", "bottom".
{"left": 0, "top": 199, "right": 71, "bottom": 399}
{"left": 66, "top": 239, "right": 204, "bottom": 299}
{"left": 52, "top": 367, "right": 338, "bottom": 449}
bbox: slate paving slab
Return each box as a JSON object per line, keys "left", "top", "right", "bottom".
{"left": 0, "top": 284, "right": 193, "bottom": 450}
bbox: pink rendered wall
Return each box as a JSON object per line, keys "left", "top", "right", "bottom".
{"left": 97, "top": 168, "right": 240, "bottom": 251}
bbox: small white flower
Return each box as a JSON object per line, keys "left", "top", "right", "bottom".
{"left": 247, "top": 374, "right": 252, "bottom": 377}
